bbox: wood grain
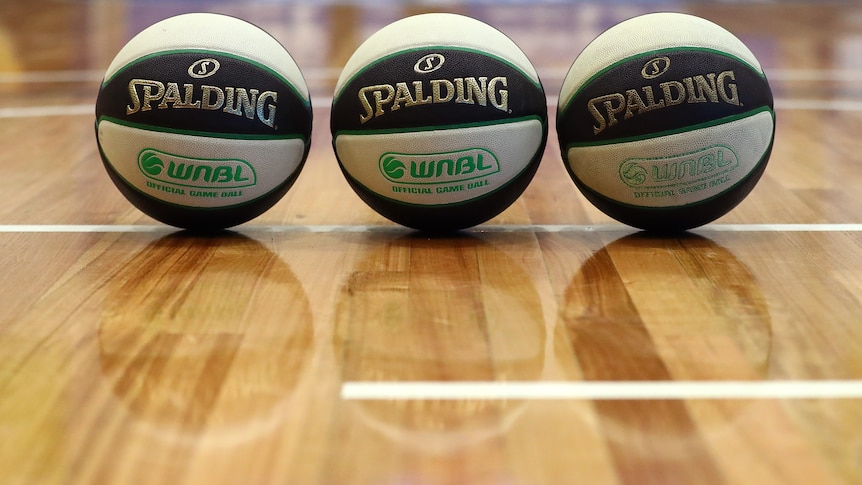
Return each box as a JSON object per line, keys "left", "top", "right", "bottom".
{"left": 1, "top": 2, "right": 862, "bottom": 484}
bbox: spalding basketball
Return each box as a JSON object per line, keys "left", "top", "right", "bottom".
{"left": 331, "top": 13, "right": 548, "bottom": 232}
{"left": 557, "top": 13, "right": 775, "bottom": 231}
{"left": 95, "top": 13, "right": 312, "bottom": 230}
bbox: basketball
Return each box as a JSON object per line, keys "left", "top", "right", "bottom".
{"left": 331, "top": 13, "right": 548, "bottom": 232}
{"left": 95, "top": 13, "right": 312, "bottom": 230}
{"left": 556, "top": 12, "right": 775, "bottom": 231}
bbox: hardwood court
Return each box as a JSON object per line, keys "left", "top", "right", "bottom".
{"left": 1, "top": 1, "right": 862, "bottom": 484}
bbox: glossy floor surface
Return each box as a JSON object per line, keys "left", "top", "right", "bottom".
{"left": 1, "top": 1, "right": 862, "bottom": 484}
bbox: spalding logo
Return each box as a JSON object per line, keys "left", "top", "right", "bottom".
{"left": 414, "top": 53, "right": 445, "bottom": 74}
{"left": 188, "top": 58, "right": 221, "bottom": 79}
{"left": 641, "top": 56, "right": 671, "bottom": 79}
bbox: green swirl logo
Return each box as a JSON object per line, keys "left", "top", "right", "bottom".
{"left": 381, "top": 156, "right": 406, "bottom": 180}
{"left": 140, "top": 151, "right": 165, "bottom": 176}
{"left": 619, "top": 161, "right": 647, "bottom": 186}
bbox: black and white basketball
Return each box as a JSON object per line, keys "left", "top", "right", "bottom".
{"left": 557, "top": 13, "right": 775, "bottom": 231}
{"left": 95, "top": 13, "right": 312, "bottom": 230}
{"left": 331, "top": 13, "right": 548, "bottom": 231}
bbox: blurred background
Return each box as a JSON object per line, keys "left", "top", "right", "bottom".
{"left": 2, "top": 0, "right": 861, "bottom": 111}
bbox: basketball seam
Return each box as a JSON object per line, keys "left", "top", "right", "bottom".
{"left": 559, "top": 47, "right": 769, "bottom": 116}
{"left": 97, "top": 116, "right": 310, "bottom": 141}
{"left": 562, "top": 106, "right": 774, "bottom": 149}
{"left": 332, "top": 45, "right": 543, "bottom": 103}
{"left": 101, "top": 48, "right": 310, "bottom": 105}
{"left": 332, "top": 114, "right": 546, "bottom": 137}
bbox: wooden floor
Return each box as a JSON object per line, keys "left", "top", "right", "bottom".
{"left": 2, "top": 1, "right": 862, "bottom": 484}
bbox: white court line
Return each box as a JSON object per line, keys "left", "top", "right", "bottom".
{"left": 694, "top": 223, "right": 862, "bottom": 233}
{"left": 1, "top": 224, "right": 862, "bottom": 233}
{"left": 0, "top": 105, "right": 94, "bottom": 118}
{"left": 341, "top": 380, "right": 862, "bottom": 400}
{"left": 2, "top": 68, "right": 861, "bottom": 84}
{"left": 544, "top": 96, "right": 862, "bottom": 112}
{"left": 0, "top": 68, "right": 343, "bottom": 84}
{"left": 766, "top": 69, "right": 862, "bottom": 82}
{"left": 4, "top": 96, "right": 862, "bottom": 119}
{"left": 775, "top": 99, "right": 862, "bottom": 111}
{"left": 0, "top": 225, "right": 172, "bottom": 233}
{"left": 538, "top": 68, "right": 862, "bottom": 83}
{"left": 471, "top": 223, "right": 862, "bottom": 233}
{"left": 0, "top": 70, "right": 104, "bottom": 84}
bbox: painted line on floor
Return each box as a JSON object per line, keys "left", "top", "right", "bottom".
{"left": 3, "top": 68, "right": 861, "bottom": 84}
{"left": 0, "top": 223, "right": 861, "bottom": 234}
{"left": 341, "top": 380, "right": 862, "bottom": 400}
